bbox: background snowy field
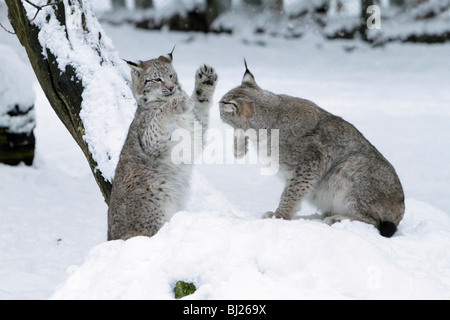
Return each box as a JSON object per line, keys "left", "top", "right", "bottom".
{"left": 1, "top": 10, "right": 450, "bottom": 299}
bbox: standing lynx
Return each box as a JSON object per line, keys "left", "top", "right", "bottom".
{"left": 219, "top": 63, "right": 404, "bottom": 237}
{"left": 108, "top": 50, "right": 218, "bottom": 241}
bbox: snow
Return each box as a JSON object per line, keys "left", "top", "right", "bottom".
{"left": 1, "top": 2, "right": 450, "bottom": 299}
{"left": 51, "top": 198, "right": 450, "bottom": 300}
{"left": 367, "top": 0, "right": 450, "bottom": 44}
{"left": 0, "top": 43, "right": 35, "bottom": 133}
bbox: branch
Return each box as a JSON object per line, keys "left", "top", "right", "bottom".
{"left": 0, "top": 21, "right": 15, "bottom": 34}
{"left": 1, "top": 1, "right": 63, "bottom": 34}
{"left": 24, "top": 0, "right": 63, "bottom": 22}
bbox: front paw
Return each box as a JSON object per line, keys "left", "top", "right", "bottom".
{"left": 177, "top": 97, "right": 194, "bottom": 114}
{"left": 170, "top": 96, "right": 193, "bottom": 114}
{"left": 196, "top": 64, "right": 218, "bottom": 87}
{"left": 262, "top": 210, "right": 291, "bottom": 220}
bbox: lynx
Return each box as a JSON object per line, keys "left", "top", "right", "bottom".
{"left": 108, "top": 50, "right": 218, "bottom": 240}
{"left": 219, "top": 62, "right": 404, "bottom": 237}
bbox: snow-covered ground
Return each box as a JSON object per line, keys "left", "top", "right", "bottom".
{"left": 1, "top": 15, "right": 450, "bottom": 299}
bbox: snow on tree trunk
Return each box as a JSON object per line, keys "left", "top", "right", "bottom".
{"left": 6, "top": 0, "right": 137, "bottom": 205}
{"left": 0, "top": 43, "right": 36, "bottom": 166}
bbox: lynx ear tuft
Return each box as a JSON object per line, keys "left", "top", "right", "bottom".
{"left": 242, "top": 58, "right": 256, "bottom": 85}
{"left": 158, "top": 45, "right": 176, "bottom": 64}
{"left": 124, "top": 59, "right": 144, "bottom": 73}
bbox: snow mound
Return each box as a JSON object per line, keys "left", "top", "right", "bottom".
{"left": 51, "top": 188, "right": 450, "bottom": 300}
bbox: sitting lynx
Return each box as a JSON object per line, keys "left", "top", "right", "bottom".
{"left": 108, "top": 50, "right": 218, "bottom": 240}
{"left": 219, "top": 62, "right": 404, "bottom": 237}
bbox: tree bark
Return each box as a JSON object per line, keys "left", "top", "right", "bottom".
{"left": 111, "top": 0, "right": 126, "bottom": 10}
{"left": 360, "top": 0, "right": 375, "bottom": 42}
{"left": 390, "top": 0, "right": 405, "bottom": 6}
{"left": 135, "top": 0, "right": 153, "bottom": 10}
{"left": 243, "top": 0, "right": 263, "bottom": 6}
{"left": 205, "top": 0, "right": 231, "bottom": 29}
{"left": 5, "top": 0, "right": 112, "bottom": 204}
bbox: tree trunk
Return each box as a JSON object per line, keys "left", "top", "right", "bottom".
{"left": 390, "top": 0, "right": 405, "bottom": 6}
{"left": 135, "top": 0, "right": 153, "bottom": 10}
{"left": 360, "top": 0, "right": 375, "bottom": 41}
{"left": 243, "top": 0, "right": 263, "bottom": 7}
{"left": 219, "top": 0, "right": 232, "bottom": 12}
{"left": 111, "top": 0, "right": 126, "bottom": 10}
{"left": 5, "top": 0, "right": 112, "bottom": 204}
{"left": 205, "top": 0, "right": 231, "bottom": 29}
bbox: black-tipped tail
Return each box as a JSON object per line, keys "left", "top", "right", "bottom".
{"left": 379, "top": 221, "right": 397, "bottom": 238}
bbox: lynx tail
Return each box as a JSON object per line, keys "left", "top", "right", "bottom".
{"left": 379, "top": 221, "right": 397, "bottom": 238}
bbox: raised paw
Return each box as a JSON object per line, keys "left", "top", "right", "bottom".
{"left": 196, "top": 64, "right": 218, "bottom": 87}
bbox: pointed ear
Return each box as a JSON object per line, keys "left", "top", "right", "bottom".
{"left": 242, "top": 58, "right": 256, "bottom": 85}
{"left": 240, "top": 100, "right": 254, "bottom": 119}
{"left": 158, "top": 45, "right": 176, "bottom": 64}
{"left": 124, "top": 59, "right": 144, "bottom": 74}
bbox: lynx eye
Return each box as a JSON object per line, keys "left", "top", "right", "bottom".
{"left": 146, "top": 78, "right": 163, "bottom": 84}
{"left": 222, "top": 102, "right": 237, "bottom": 113}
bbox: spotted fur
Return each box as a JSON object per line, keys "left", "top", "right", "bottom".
{"left": 108, "top": 52, "right": 218, "bottom": 240}
{"left": 219, "top": 64, "right": 404, "bottom": 237}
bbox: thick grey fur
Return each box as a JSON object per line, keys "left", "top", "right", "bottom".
{"left": 108, "top": 53, "right": 218, "bottom": 241}
{"left": 219, "top": 65, "right": 404, "bottom": 237}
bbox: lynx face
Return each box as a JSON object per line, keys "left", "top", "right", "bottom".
{"left": 127, "top": 54, "right": 182, "bottom": 104}
{"left": 219, "top": 65, "right": 258, "bottom": 130}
